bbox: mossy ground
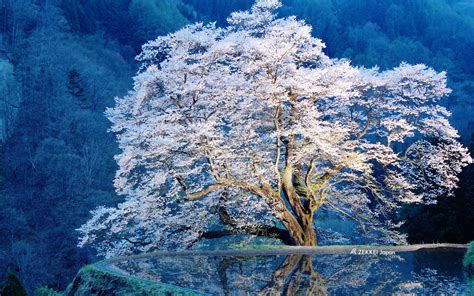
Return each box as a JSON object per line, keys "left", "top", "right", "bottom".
{"left": 36, "top": 286, "right": 63, "bottom": 296}
{"left": 39, "top": 262, "right": 204, "bottom": 296}
{"left": 464, "top": 241, "right": 474, "bottom": 276}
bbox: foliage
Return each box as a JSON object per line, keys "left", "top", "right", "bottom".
{"left": 129, "top": 0, "right": 189, "bottom": 42}
{"left": 186, "top": 0, "right": 474, "bottom": 142}
{"left": 67, "top": 69, "right": 87, "bottom": 107}
{"left": 0, "top": 0, "right": 132, "bottom": 293}
{"left": 464, "top": 241, "right": 474, "bottom": 273}
{"left": 402, "top": 135, "right": 474, "bottom": 244}
{"left": 0, "top": 271, "right": 27, "bottom": 296}
{"left": 78, "top": 0, "right": 470, "bottom": 257}
{"left": 36, "top": 287, "right": 64, "bottom": 296}
{"left": 62, "top": 263, "right": 201, "bottom": 296}
{"left": 0, "top": 58, "right": 21, "bottom": 142}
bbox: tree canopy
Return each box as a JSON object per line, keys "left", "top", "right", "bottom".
{"left": 78, "top": 0, "right": 471, "bottom": 257}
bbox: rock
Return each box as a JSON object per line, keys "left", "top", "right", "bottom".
{"left": 64, "top": 262, "right": 200, "bottom": 296}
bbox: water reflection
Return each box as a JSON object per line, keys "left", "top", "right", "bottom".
{"left": 109, "top": 248, "right": 470, "bottom": 295}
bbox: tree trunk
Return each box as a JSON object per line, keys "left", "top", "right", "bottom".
{"left": 259, "top": 255, "right": 327, "bottom": 295}
{"left": 301, "top": 214, "right": 317, "bottom": 246}
{"left": 280, "top": 165, "right": 318, "bottom": 246}
{"left": 278, "top": 208, "right": 317, "bottom": 246}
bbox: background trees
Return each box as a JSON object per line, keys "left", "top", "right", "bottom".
{"left": 401, "top": 134, "right": 474, "bottom": 244}
{"left": 0, "top": 58, "right": 20, "bottom": 142}
{"left": 0, "top": 0, "right": 133, "bottom": 293}
{"left": 0, "top": 0, "right": 471, "bottom": 293}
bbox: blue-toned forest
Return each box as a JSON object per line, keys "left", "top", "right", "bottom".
{"left": 0, "top": 0, "right": 473, "bottom": 293}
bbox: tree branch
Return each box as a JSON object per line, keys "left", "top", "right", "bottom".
{"left": 282, "top": 165, "right": 308, "bottom": 218}
{"left": 312, "top": 165, "right": 345, "bottom": 193}
{"left": 177, "top": 175, "right": 273, "bottom": 202}
{"left": 176, "top": 176, "right": 226, "bottom": 200}
{"left": 305, "top": 157, "right": 319, "bottom": 199}
{"left": 323, "top": 200, "right": 376, "bottom": 238}
{"left": 273, "top": 104, "right": 282, "bottom": 192}
{"left": 188, "top": 183, "right": 226, "bottom": 200}
{"left": 121, "top": 237, "right": 152, "bottom": 247}
{"left": 354, "top": 109, "right": 371, "bottom": 141}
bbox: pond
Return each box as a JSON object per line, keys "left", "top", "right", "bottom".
{"left": 104, "top": 246, "right": 471, "bottom": 295}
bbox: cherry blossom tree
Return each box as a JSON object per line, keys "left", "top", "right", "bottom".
{"left": 78, "top": 0, "right": 471, "bottom": 256}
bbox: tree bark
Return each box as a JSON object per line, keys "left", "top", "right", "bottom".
{"left": 276, "top": 98, "right": 318, "bottom": 247}
{"left": 281, "top": 166, "right": 317, "bottom": 246}
{"left": 276, "top": 209, "right": 317, "bottom": 246}
{"left": 258, "top": 255, "right": 327, "bottom": 295}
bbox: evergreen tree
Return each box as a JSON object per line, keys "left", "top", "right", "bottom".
{"left": 67, "top": 69, "right": 87, "bottom": 107}
{"left": 0, "top": 271, "right": 27, "bottom": 296}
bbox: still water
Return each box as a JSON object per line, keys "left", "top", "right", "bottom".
{"left": 107, "top": 247, "right": 471, "bottom": 295}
